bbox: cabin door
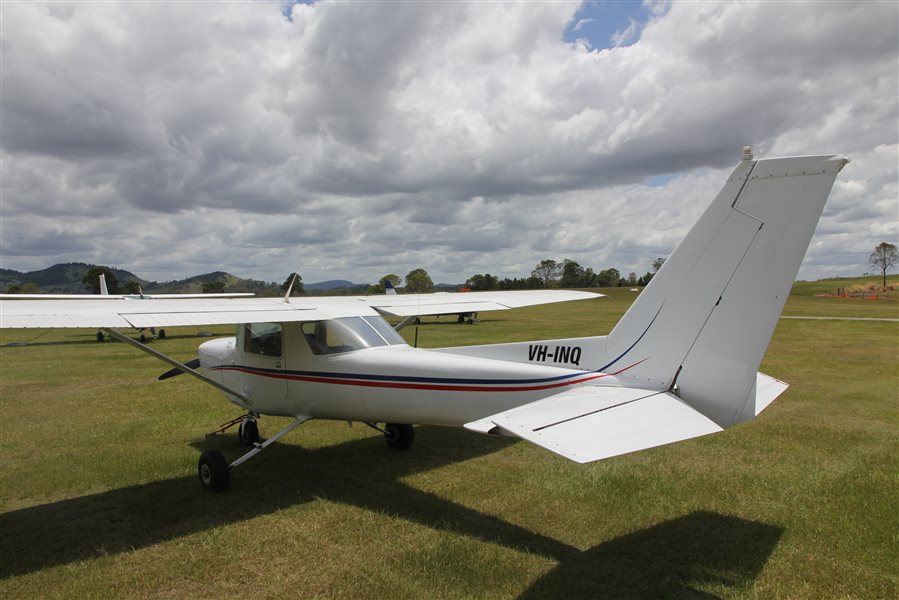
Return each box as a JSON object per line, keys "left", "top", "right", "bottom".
{"left": 239, "top": 322, "right": 288, "bottom": 406}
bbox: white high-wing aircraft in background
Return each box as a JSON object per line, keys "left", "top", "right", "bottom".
{"left": 0, "top": 152, "right": 849, "bottom": 492}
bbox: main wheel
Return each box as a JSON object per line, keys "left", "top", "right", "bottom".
{"left": 96, "top": 332, "right": 105, "bottom": 343}
{"left": 198, "top": 449, "right": 230, "bottom": 492}
{"left": 238, "top": 419, "right": 260, "bottom": 446}
{"left": 158, "top": 329, "right": 166, "bottom": 339}
{"left": 384, "top": 423, "right": 414, "bottom": 450}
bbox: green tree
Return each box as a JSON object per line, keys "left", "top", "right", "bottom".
{"left": 581, "top": 267, "right": 596, "bottom": 287}
{"left": 595, "top": 268, "right": 620, "bottom": 287}
{"left": 202, "top": 281, "right": 226, "bottom": 294}
{"left": 381, "top": 274, "right": 401, "bottom": 289}
{"left": 7, "top": 282, "right": 42, "bottom": 294}
{"left": 560, "top": 260, "right": 586, "bottom": 288}
{"left": 82, "top": 266, "right": 119, "bottom": 294}
{"left": 869, "top": 242, "right": 898, "bottom": 288}
{"left": 652, "top": 257, "right": 667, "bottom": 273}
{"left": 498, "top": 277, "right": 528, "bottom": 290}
{"left": 281, "top": 273, "right": 304, "bottom": 295}
{"left": 531, "top": 259, "right": 561, "bottom": 288}
{"left": 369, "top": 274, "right": 402, "bottom": 294}
{"left": 466, "top": 273, "right": 498, "bottom": 291}
{"left": 405, "top": 268, "right": 433, "bottom": 293}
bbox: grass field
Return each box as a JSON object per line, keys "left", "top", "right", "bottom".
{"left": 0, "top": 277, "right": 896, "bottom": 598}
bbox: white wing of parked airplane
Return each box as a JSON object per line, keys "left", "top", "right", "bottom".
{"left": 0, "top": 289, "right": 600, "bottom": 329}
{"left": 357, "top": 289, "right": 604, "bottom": 317}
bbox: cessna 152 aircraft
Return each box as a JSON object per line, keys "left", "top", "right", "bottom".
{"left": 0, "top": 151, "right": 849, "bottom": 492}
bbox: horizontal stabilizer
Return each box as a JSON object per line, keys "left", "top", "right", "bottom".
{"left": 465, "top": 385, "right": 723, "bottom": 463}
{"left": 755, "top": 372, "right": 789, "bottom": 416}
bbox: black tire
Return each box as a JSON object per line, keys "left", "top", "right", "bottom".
{"left": 385, "top": 423, "right": 414, "bottom": 450}
{"left": 457, "top": 314, "right": 465, "bottom": 323}
{"left": 238, "top": 419, "right": 260, "bottom": 446}
{"left": 158, "top": 329, "right": 166, "bottom": 340}
{"left": 96, "top": 332, "right": 105, "bottom": 343}
{"left": 139, "top": 333, "right": 147, "bottom": 343}
{"left": 198, "top": 450, "right": 230, "bottom": 492}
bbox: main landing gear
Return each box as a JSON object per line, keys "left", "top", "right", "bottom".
{"left": 198, "top": 417, "right": 415, "bottom": 492}
{"left": 198, "top": 449, "right": 230, "bottom": 492}
{"left": 198, "top": 415, "right": 308, "bottom": 493}
{"left": 363, "top": 422, "right": 415, "bottom": 450}
{"left": 384, "top": 423, "right": 414, "bottom": 449}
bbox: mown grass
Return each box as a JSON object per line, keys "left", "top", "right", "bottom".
{"left": 0, "top": 280, "right": 896, "bottom": 598}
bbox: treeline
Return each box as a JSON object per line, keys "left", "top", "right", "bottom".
{"left": 465, "top": 258, "right": 666, "bottom": 291}
{"left": 3, "top": 259, "right": 668, "bottom": 297}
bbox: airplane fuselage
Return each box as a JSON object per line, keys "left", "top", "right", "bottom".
{"left": 198, "top": 321, "right": 623, "bottom": 427}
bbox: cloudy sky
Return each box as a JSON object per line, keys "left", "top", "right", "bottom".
{"left": 1, "top": 1, "right": 896, "bottom": 285}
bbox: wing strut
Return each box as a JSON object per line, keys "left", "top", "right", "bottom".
{"left": 102, "top": 328, "right": 252, "bottom": 405}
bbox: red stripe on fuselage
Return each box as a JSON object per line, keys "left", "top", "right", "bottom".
{"left": 215, "top": 366, "right": 609, "bottom": 393}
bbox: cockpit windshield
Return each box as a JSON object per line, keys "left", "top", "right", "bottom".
{"left": 302, "top": 316, "right": 407, "bottom": 355}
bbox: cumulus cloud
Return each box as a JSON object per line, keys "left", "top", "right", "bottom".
{"left": 0, "top": 0, "right": 896, "bottom": 285}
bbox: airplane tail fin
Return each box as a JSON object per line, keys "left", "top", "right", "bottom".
{"left": 385, "top": 280, "right": 398, "bottom": 296}
{"left": 602, "top": 152, "right": 849, "bottom": 428}
{"left": 99, "top": 273, "right": 109, "bottom": 295}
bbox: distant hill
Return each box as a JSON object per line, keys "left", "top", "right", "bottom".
{"left": 145, "top": 272, "right": 284, "bottom": 296}
{"left": 305, "top": 279, "right": 356, "bottom": 290}
{"left": 0, "top": 262, "right": 145, "bottom": 293}
{"left": 0, "top": 263, "right": 364, "bottom": 297}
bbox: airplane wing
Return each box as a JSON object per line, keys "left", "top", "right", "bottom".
{"left": 0, "top": 290, "right": 601, "bottom": 329}
{"left": 0, "top": 297, "right": 328, "bottom": 329}
{"left": 359, "top": 289, "right": 602, "bottom": 317}
{"left": 1, "top": 293, "right": 255, "bottom": 300}
{"left": 464, "top": 384, "right": 724, "bottom": 463}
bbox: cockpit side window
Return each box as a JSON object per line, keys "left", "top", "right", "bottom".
{"left": 362, "top": 315, "right": 407, "bottom": 345}
{"left": 243, "top": 322, "right": 283, "bottom": 357}
{"left": 301, "top": 316, "right": 407, "bottom": 355}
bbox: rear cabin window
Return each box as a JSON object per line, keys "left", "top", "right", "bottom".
{"left": 302, "top": 316, "right": 406, "bottom": 355}
{"left": 243, "top": 322, "right": 282, "bottom": 357}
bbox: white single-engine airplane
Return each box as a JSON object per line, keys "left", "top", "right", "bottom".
{"left": 0, "top": 151, "right": 849, "bottom": 493}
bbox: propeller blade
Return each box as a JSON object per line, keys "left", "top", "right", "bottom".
{"left": 158, "top": 358, "right": 202, "bottom": 380}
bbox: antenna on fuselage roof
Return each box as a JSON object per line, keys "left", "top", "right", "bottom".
{"left": 283, "top": 273, "right": 299, "bottom": 303}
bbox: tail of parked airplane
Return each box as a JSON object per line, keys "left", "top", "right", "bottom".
{"left": 602, "top": 151, "right": 849, "bottom": 427}
{"left": 466, "top": 151, "right": 849, "bottom": 463}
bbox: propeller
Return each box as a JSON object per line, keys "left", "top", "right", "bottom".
{"left": 158, "top": 358, "right": 202, "bottom": 380}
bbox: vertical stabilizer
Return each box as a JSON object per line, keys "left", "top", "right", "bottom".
{"left": 603, "top": 154, "right": 849, "bottom": 427}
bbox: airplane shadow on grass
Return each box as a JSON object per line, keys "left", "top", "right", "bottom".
{"left": 0, "top": 427, "right": 782, "bottom": 598}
